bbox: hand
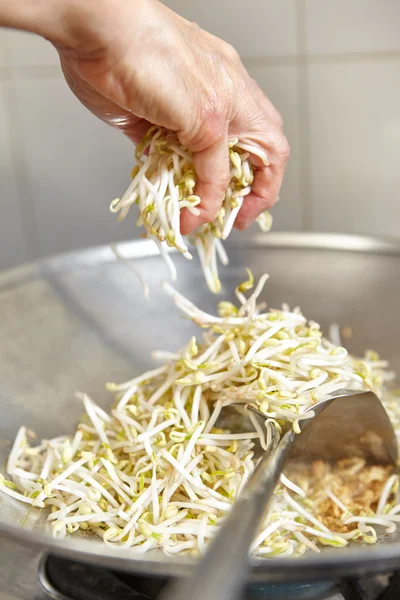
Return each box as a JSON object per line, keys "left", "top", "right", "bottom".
{"left": 1, "top": 0, "right": 289, "bottom": 234}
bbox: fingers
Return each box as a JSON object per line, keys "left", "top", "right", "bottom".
{"left": 246, "top": 76, "right": 283, "bottom": 129}
{"left": 232, "top": 111, "right": 290, "bottom": 229}
{"left": 180, "top": 134, "right": 230, "bottom": 235}
{"left": 234, "top": 161, "right": 285, "bottom": 230}
{"left": 226, "top": 63, "right": 289, "bottom": 230}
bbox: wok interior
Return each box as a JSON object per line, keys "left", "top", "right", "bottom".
{"left": 1, "top": 236, "right": 400, "bottom": 575}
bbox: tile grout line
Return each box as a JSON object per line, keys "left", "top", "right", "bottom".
{"left": 244, "top": 49, "right": 400, "bottom": 66}
{"left": 2, "top": 38, "right": 41, "bottom": 261}
{"left": 305, "top": 49, "right": 400, "bottom": 64}
{"left": 295, "top": 0, "right": 312, "bottom": 232}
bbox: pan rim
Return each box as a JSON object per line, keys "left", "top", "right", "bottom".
{"left": 1, "top": 231, "right": 400, "bottom": 580}
{"left": 1, "top": 231, "right": 400, "bottom": 291}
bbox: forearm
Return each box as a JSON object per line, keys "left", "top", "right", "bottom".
{"left": 0, "top": 0, "right": 114, "bottom": 49}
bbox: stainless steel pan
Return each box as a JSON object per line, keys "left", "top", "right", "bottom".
{"left": 1, "top": 232, "right": 400, "bottom": 582}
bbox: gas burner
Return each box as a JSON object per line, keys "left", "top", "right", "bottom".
{"left": 0, "top": 538, "right": 399, "bottom": 600}
{"left": 39, "top": 554, "right": 339, "bottom": 600}
{"left": 38, "top": 554, "right": 400, "bottom": 600}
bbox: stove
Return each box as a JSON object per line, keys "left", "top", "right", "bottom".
{"left": 1, "top": 536, "right": 398, "bottom": 600}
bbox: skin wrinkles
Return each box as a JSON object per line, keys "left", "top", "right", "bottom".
{"left": 19, "top": 0, "right": 289, "bottom": 233}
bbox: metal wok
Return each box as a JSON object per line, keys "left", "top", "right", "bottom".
{"left": 1, "top": 232, "right": 400, "bottom": 583}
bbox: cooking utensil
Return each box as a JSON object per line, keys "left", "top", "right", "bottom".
{"left": 1, "top": 233, "right": 400, "bottom": 582}
{"left": 161, "top": 390, "right": 398, "bottom": 600}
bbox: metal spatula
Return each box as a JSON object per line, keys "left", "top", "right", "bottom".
{"left": 159, "top": 390, "right": 398, "bottom": 600}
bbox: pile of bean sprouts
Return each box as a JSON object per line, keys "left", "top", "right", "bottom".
{"left": 110, "top": 127, "right": 272, "bottom": 293}
{"left": 2, "top": 274, "right": 400, "bottom": 557}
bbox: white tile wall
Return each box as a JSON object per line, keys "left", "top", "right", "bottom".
{"left": 1, "top": 0, "right": 400, "bottom": 273}
{"left": 245, "top": 64, "right": 302, "bottom": 230}
{"left": 3, "top": 29, "right": 59, "bottom": 67}
{"left": 13, "top": 75, "right": 139, "bottom": 258}
{"left": 0, "top": 30, "right": 6, "bottom": 68}
{"left": 308, "top": 60, "right": 400, "bottom": 236}
{"left": 163, "top": 0, "right": 298, "bottom": 58}
{"left": 0, "top": 81, "right": 27, "bottom": 269}
{"left": 306, "top": 0, "right": 400, "bottom": 55}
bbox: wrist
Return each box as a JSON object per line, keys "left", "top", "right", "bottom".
{"left": 0, "top": 0, "right": 116, "bottom": 50}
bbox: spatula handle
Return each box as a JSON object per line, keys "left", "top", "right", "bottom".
{"left": 159, "top": 429, "right": 294, "bottom": 600}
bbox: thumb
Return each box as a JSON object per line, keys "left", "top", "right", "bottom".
{"left": 180, "top": 134, "right": 230, "bottom": 235}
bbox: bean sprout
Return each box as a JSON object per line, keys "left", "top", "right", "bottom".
{"left": 2, "top": 273, "right": 399, "bottom": 558}
{"left": 110, "top": 127, "right": 272, "bottom": 293}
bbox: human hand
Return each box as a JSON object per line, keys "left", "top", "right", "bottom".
{"left": 5, "top": 0, "right": 289, "bottom": 234}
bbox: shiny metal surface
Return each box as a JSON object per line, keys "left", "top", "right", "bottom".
{"left": 290, "top": 391, "right": 398, "bottom": 465}
{"left": 162, "top": 391, "right": 398, "bottom": 600}
{"left": 0, "top": 538, "right": 46, "bottom": 600}
{"left": 1, "top": 232, "right": 400, "bottom": 582}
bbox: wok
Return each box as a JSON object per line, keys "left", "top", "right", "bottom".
{"left": 1, "top": 232, "right": 400, "bottom": 583}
